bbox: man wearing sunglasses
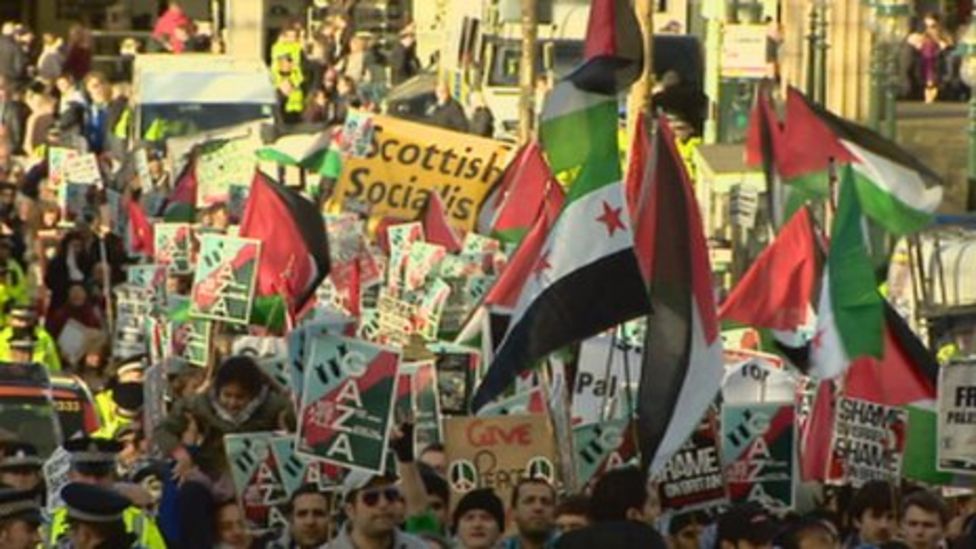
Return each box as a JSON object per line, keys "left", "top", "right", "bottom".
{"left": 327, "top": 469, "right": 428, "bottom": 549}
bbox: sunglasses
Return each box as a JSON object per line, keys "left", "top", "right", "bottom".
{"left": 359, "top": 487, "right": 401, "bottom": 506}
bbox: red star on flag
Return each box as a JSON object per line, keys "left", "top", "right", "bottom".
{"left": 596, "top": 201, "right": 626, "bottom": 237}
{"left": 533, "top": 250, "right": 551, "bottom": 280}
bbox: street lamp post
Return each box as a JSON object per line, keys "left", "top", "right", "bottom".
{"left": 815, "top": 0, "right": 830, "bottom": 104}
{"left": 874, "top": 0, "right": 910, "bottom": 139}
{"left": 959, "top": 19, "right": 976, "bottom": 210}
{"left": 864, "top": 0, "right": 883, "bottom": 131}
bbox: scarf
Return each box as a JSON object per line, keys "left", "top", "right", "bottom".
{"left": 208, "top": 385, "right": 268, "bottom": 428}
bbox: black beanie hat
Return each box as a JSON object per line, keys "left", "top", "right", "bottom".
{"left": 453, "top": 488, "right": 505, "bottom": 533}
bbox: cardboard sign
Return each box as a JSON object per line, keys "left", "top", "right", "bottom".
{"left": 59, "top": 180, "right": 97, "bottom": 225}
{"left": 190, "top": 234, "right": 260, "bottom": 325}
{"left": 225, "top": 432, "right": 290, "bottom": 533}
{"left": 658, "top": 417, "right": 726, "bottom": 512}
{"left": 48, "top": 146, "right": 79, "bottom": 188}
{"left": 329, "top": 115, "right": 513, "bottom": 231}
{"left": 196, "top": 137, "right": 255, "bottom": 209}
{"left": 63, "top": 152, "right": 102, "bottom": 186}
{"left": 386, "top": 222, "right": 424, "bottom": 294}
{"left": 827, "top": 397, "right": 908, "bottom": 487}
{"left": 44, "top": 447, "right": 71, "bottom": 513}
{"left": 404, "top": 242, "right": 447, "bottom": 292}
{"left": 444, "top": 415, "right": 557, "bottom": 511}
{"left": 404, "top": 360, "right": 442, "bottom": 449}
{"left": 430, "top": 344, "right": 480, "bottom": 415}
{"left": 937, "top": 361, "right": 976, "bottom": 474}
{"left": 375, "top": 290, "right": 417, "bottom": 347}
{"left": 338, "top": 110, "right": 375, "bottom": 157}
{"left": 171, "top": 317, "right": 211, "bottom": 367}
{"left": 574, "top": 335, "right": 640, "bottom": 424}
{"left": 722, "top": 350, "right": 795, "bottom": 404}
{"left": 270, "top": 435, "right": 344, "bottom": 496}
{"left": 416, "top": 278, "right": 451, "bottom": 341}
{"left": 721, "top": 402, "right": 796, "bottom": 512}
{"left": 296, "top": 335, "right": 400, "bottom": 473}
{"left": 114, "top": 285, "right": 152, "bottom": 358}
{"left": 154, "top": 223, "right": 194, "bottom": 274}
{"left": 575, "top": 418, "right": 633, "bottom": 487}
{"left": 126, "top": 264, "right": 168, "bottom": 305}
{"left": 143, "top": 363, "right": 167, "bottom": 456}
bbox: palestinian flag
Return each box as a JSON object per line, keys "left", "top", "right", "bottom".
{"left": 843, "top": 302, "right": 949, "bottom": 483}
{"left": 568, "top": 0, "right": 644, "bottom": 94}
{"left": 743, "top": 83, "right": 790, "bottom": 227}
{"left": 636, "top": 117, "right": 724, "bottom": 475}
{"left": 239, "top": 171, "right": 330, "bottom": 315}
{"left": 719, "top": 206, "right": 821, "bottom": 331}
{"left": 471, "top": 86, "right": 648, "bottom": 411}
{"left": 490, "top": 141, "right": 565, "bottom": 245}
{"left": 809, "top": 165, "right": 884, "bottom": 380}
{"left": 420, "top": 192, "right": 462, "bottom": 253}
{"left": 783, "top": 88, "right": 942, "bottom": 234}
{"left": 476, "top": 143, "right": 530, "bottom": 234}
{"left": 255, "top": 130, "right": 342, "bottom": 178}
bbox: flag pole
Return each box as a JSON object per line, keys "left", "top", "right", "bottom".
{"left": 599, "top": 331, "right": 619, "bottom": 422}
{"left": 626, "top": 0, "right": 655, "bottom": 147}
{"left": 518, "top": 0, "right": 538, "bottom": 144}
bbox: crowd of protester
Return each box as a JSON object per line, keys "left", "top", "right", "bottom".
{"left": 0, "top": 1, "right": 968, "bottom": 548}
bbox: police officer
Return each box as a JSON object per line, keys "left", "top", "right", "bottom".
{"left": 0, "top": 487, "right": 43, "bottom": 549}
{"left": 46, "top": 437, "right": 166, "bottom": 548}
{"left": 0, "top": 441, "right": 44, "bottom": 494}
{"left": 94, "top": 356, "right": 144, "bottom": 433}
{"left": 60, "top": 482, "right": 143, "bottom": 548}
{"left": 0, "top": 306, "right": 61, "bottom": 371}
{"left": 92, "top": 381, "right": 142, "bottom": 439}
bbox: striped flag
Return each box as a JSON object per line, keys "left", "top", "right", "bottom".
{"left": 809, "top": 165, "right": 884, "bottom": 379}
{"left": 471, "top": 85, "right": 648, "bottom": 411}
{"left": 636, "top": 117, "right": 724, "bottom": 475}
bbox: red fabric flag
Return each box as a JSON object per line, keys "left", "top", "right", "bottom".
{"left": 719, "top": 207, "right": 819, "bottom": 331}
{"left": 126, "top": 198, "right": 154, "bottom": 256}
{"left": 421, "top": 192, "right": 462, "bottom": 253}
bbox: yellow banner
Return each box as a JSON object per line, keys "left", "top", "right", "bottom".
{"left": 329, "top": 115, "right": 513, "bottom": 231}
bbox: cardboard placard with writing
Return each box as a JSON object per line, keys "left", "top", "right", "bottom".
{"left": 657, "top": 417, "right": 726, "bottom": 512}
{"left": 575, "top": 418, "right": 634, "bottom": 488}
{"left": 171, "top": 316, "right": 212, "bottom": 367}
{"left": 43, "top": 447, "right": 71, "bottom": 513}
{"left": 386, "top": 222, "right": 424, "bottom": 295}
{"left": 573, "top": 335, "right": 639, "bottom": 424}
{"left": 827, "top": 397, "right": 908, "bottom": 487}
{"left": 721, "top": 402, "right": 796, "bottom": 512}
{"left": 444, "top": 415, "right": 558, "bottom": 512}
{"left": 329, "top": 115, "right": 513, "bottom": 231}
{"left": 190, "top": 234, "right": 260, "bottom": 325}
{"left": 404, "top": 360, "right": 442, "bottom": 449}
{"left": 154, "top": 223, "right": 195, "bottom": 274}
{"left": 722, "top": 349, "right": 795, "bottom": 404}
{"left": 937, "top": 361, "right": 976, "bottom": 474}
{"left": 429, "top": 343, "right": 480, "bottom": 415}
{"left": 196, "top": 137, "right": 255, "bottom": 210}
{"left": 296, "top": 335, "right": 400, "bottom": 473}
{"left": 225, "top": 432, "right": 290, "bottom": 534}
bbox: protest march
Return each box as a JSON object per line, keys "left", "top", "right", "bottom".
{"left": 0, "top": 0, "right": 971, "bottom": 549}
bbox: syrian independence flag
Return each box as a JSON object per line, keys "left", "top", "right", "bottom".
{"left": 471, "top": 86, "right": 648, "bottom": 411}
{"left": 719, "top": 206, "right": 821, "bottom": 331}
{"left": 239, "top": 171, "right": 330, "bottom": 315}
{"left": 809, "top": 165, "right": 884, "bottom": 380}
{"left": 568, "top": 0, "right": 644, "bottom": 94}
{"left": 784, "top": 88, "right": 942, "bottom": 234}
{"left": 636, "top": 117, "right": 724, "bottom": 475}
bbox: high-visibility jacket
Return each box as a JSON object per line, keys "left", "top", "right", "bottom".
{"left": 274, "top": 69, "right": 305, "bottom": 114}
{"left": 0, "top": 325, "right": 61, "bottom": 372}
{"left": 47, "top": 505, "right": 166, "bottom": 548}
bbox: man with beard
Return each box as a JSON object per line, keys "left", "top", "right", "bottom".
{"left": 267, "top": 484, "right": 332, "bottom": 549}
{"left": 503, "top": 478, "right": 556, "bottom": 549}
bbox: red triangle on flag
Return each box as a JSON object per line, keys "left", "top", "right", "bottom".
{"left": 421, "top": 192, "right": 462, "bottom": 253}
{"left": 126, "top": 198, "right": 154, "bottom": 256}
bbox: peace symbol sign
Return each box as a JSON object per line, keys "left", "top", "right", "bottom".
{"left": 526, "top": 457, "right": 555, "bottom": 485}
{"left": 448, "top": 460, "right": 478, "bottom": 493}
